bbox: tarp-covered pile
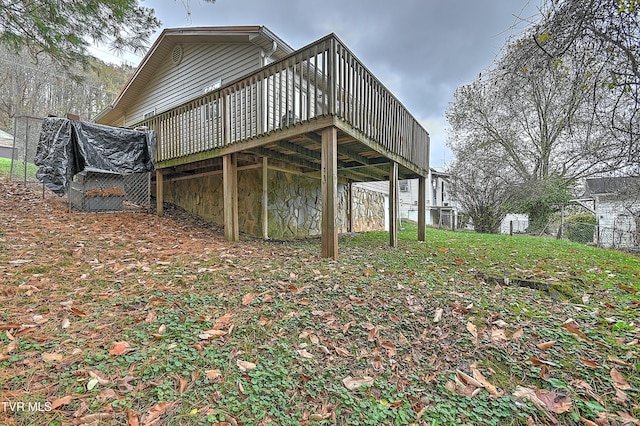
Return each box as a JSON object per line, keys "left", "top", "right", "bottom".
{"left": 35, "top": 118, "right": 156, "bottom": 196}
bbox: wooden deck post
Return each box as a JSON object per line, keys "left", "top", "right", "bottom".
{"left": 321, "top": 126, "right": 338, "bottom": 259}
{"left": 156, "top": 169, "right": 164, "bottom": 217}
{"left": 262, "top": 156, "right": 269, "bottom": 239}
{"left": 418, "top": 175, "right": 426, "bottom": 241}
{"left": 223, "top": 153, "right": 239, "bottom": 242}
{"left": 389, "top": 162, "right": 398, "bottom": 247}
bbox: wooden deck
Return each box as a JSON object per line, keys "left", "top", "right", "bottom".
{"left": 138, "top": 34, "right": 430, "bottom": 258}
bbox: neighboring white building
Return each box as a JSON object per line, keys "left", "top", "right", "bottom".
{"left": 354, "top": 168, "right": 458, "bottom": 230}
{"left": 0, "top": 129, "right": 14, "bottom": 159}
{"left": 500, "top": 214, "right": 529, "bottom": 234}
{"left": 581, "top": 177, "right": 640, "bottom": 249}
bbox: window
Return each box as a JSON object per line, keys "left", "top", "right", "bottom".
{"left": 399, "top": 180, "right": 409, "bottom": 192}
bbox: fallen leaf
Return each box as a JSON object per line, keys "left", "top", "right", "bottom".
{"left": 42, "top": 352, "right": 64, "bottom": 362}
{"left": 579, "top": 417, "right": 598, "bottom": 426}
{"left": 471, "top": 367, "right": 503, "bottom": 396}
{"left": 76, "top": 413, "right": 114, "bottom": 423}
{"left": 199, "top": 329, "right": 227, "bottom": 340}
{"left": 109, "top": 341, "right": 131, "bottom": 356}
{"left": 242, "top": 292, "right": 255, "bottom": 305}
{"left": 580, "top": 359, "right": 599, "bottom": 368}
{"left": 127, "top": 408, "right": 140, "bottom": 426}
{"left": 491, "top": 328, "right": 508, "bottom": 342}
{"left": 236, "top": 360, "right": 256, "bottom": 371}
{"left": 367, "top": 327, "right": 379, "bottom": 342}
{"left": 61, "top": 317, "right": 70, "bottom": 329}
{"left": 140, "top": 401, "right": 175, "bottom": 425}
{"left": 561, "top": 322, "right": 588, "bottom": 340}
{"left": 178, "top": 377, "right": 188, "bottom": 393}
{"left": 537, "top": 389, "right": 572, "bottom": 414}
{"left": 492, "top": 319, "right": 509, "bottom": 328}
{"left": 97, "top": 388, "right": 117, "bottom": 401}
{"left": 297, "top": 349, "right": 314, "bottom": 359}
{"left": 513, "top": 386, "right": 559, "bottom": 423}
{"left": 87, "top": 378, "right": 99, "bottom": 391}
{"left": 455, "top": 369, "right": 483, "bottom": 388}
{"left": 117, "top": 375, "right": 136, "bottom": 391}
{"left": 536, "top": 341, "right": 555, "bottom": 351}
{"left": 4, "top": 339, "right": 18, "bottom": 354}
{"left": 50, "top": 395, "right": 74, "bottom": 410}
{"left": 342, "top": 376, "right": 374, "bottom": 390}
{"left": 616, "top": 411, "right": 639, "bottom": 424}
{"left": 335, "top": 347, "right": 352, "bottom": 357}
{"left": 213, "top": 313, "right": 233, "bottom": 330}
{"left": 381, "top": 341, "right": 397, "bottom": 357}
{"left": 607, "top": 355, "right": 632, "bottom": 367}
{"left": 70, "top": 306, "right": 86, "bottom": 317}
{"left": 433, "top": 308, "right": 443, "bottom": 323}
{"left": 610, "top": 368, "right": 631, "bottom": 390}
{"left": 466, "top": 322, "right": 478, "bottom": 339}
{"left": 206, "top": 369, "right": 222, "bottom": 380}
{"left": 89, "top": 370, "right": 110, "bottom": 385}
{"left": 512, "top": 328, "right": 524, "bottom": 340}
{"left": 342, "top": 321, "right": 355, "bottom": 333}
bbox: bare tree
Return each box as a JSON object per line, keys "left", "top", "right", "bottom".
{"left": 530, "top": 0, "right": 639, "bottom": 161}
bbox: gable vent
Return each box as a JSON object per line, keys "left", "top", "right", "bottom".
{"left": 171, "top": 45, "right": 183, "bottom": 65}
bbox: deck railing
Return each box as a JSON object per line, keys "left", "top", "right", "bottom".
{"left": 140, "top": 34, "right": 429, "bottom": 172}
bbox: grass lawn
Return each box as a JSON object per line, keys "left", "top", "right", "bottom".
{"left": 0, "top": 179, "right": 638, "bottom": 425}
{"left": 0, "top": 157, "right": 39, "bottom": 179}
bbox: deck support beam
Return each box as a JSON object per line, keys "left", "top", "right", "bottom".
{"left": 223, "top": 153, "right": 239, "bottom": 242}
{"left": 321, "top": 126, "right": 338, "bottom": 259}
{"left": 262, "top": 156, "right": 269, "bottom": 239}
{"left": 156, "top": 170, "right": 164, "bottom": 217}
{"left": 389, "top": 162, "right": 398, "bottom": 247}
{"left": 418, "top": 175, "right": 426, "bottom": 241}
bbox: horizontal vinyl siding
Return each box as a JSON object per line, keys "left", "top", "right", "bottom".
{"left": 126, "top": 43, "right": 261, "bottom": 126}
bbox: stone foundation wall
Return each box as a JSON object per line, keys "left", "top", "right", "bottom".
{"left": 162, "top": 168, "right": 385, "bottom": 238}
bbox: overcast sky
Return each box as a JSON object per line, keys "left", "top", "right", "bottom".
{"left": 94, "top": 0, "right": 542, "bottom": 169}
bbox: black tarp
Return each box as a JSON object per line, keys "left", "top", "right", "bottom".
{"left": 34, "top": 118, "right": 156, "bottom": 196}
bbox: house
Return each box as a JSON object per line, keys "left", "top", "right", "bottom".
{"left": 0, "top": 129, "right": 14, "bottom": 159}
{"left": 580, "top": 176, "right": 640, "bottom": 249}
{"left": 95, "top": 26, "right": 430, "bottom": 258}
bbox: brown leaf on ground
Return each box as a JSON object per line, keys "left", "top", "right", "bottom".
{"left": 535, "top": 388, "right": 572, "bottom": 414}
{"left": 581, "top": 359, "right": 599, "bottom": 368}
{"left": 42, "top": 352, "right": 64, "bottom": 362}
{"left": 206, "top": 369, "right": 222, "bottom": 380}
{"left": 242, "top": 292, "right": 255, "bottom": 305}
{"left": 342, "top": 376, "right": 374, "bottom": 390}
{"left": 380, "top": 341, "right": 396, "bottom": 357}
{"left": 127, "top": 408, "right": 140, "bottom": 426}
{"left": 140, "top": 401, "right": 176, "bottom": 426}
{"left": 610, "top": 368, "right": 632, "bottom": 390}
{"left": 512, "top": 327, "right": 524, "bottom": 340}
{"left": 236, "top": 360, "right": 256, "bottom": 371}
{"left": 213, "top": 313, "right": 233, "bottom": 330}
{"left": 616, "top": 411, "right": 639, "bottom": 425}
{"left": 561, "top": 321, "right": 589, "bottom": 340}
{"left": 50, "top": 395, "right": 74, "bottom": 410}
{"left": 466, "top": 322, "right": 478, "bottom": 339}
{"left": 470, "top": 367, "right": 503, "bottom": 396}
{"left": 109, "top": 341, "right": 131, "bottom": 356}
{"left": 537, "top": 340, "right": 555, "bottom": 350}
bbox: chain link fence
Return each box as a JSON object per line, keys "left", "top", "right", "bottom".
{"left": 560, "top": 219, "right": 639, "bottom": 250}
{"left": 9, "top": 115, "right": 152, "bottom": 212}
